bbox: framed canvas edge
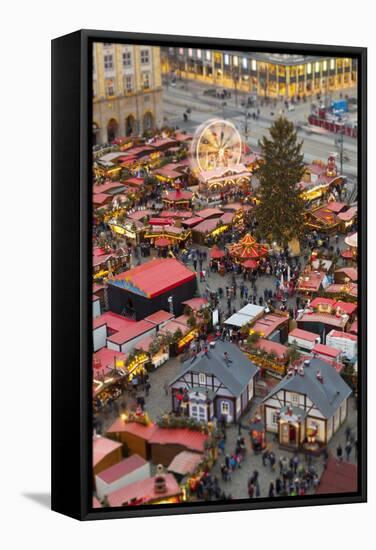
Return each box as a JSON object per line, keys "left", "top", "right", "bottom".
{"left": 52, "top": 29, "right": 367, "bottom": 521}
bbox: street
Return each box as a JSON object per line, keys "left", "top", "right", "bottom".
{"left": 162, "top": 79, "right": 358, "bottom": 179}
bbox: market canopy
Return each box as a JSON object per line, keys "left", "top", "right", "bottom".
{"left": 242, "top": 259, "right": 258, "bottom": 269}
{"left": 210, "top": 245, "right": 225, "bottom": 260}
{"left": 229, "top": 233, "right": 268, "bottom": 260}
{"left": 155, "top": 237, "right": 173, "bottom": 247}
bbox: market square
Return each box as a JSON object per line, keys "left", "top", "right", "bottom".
{"left": 91, "top": 43, "right": 359, "bottom": 508}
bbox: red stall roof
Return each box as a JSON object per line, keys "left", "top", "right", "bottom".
{"left": 93, "top": 181, "right": 126, "bottom": 194}
{"left": 183, "top": 216, "right": 204, "bottom": 228}
{"left": 125, "top": 177, "right": 144, "bottom": 187}
{"left": 93, "top": 193, "right": 111, "bottom": 206}
{"left": 93, "top": 348, "right": 127, "bottom": 371}
{"left": 309, "top": 297, "right": 336, "bottom": 308}
{"left": 335, "top": 301, "right": 357, "bottom": 316}
{"left": 108, "top": 473, "right": 180, "bottom": 507}
{"left": 93, "top": 436, "right": 122, "bottom": 467}
{"left": 106, "top": 419, "right": 157, "bottom": 440}
{"left": 254, "top": 338, "right": 289, "bottom": 359}
{"left": 112, "top": 258, "right": 195, "bottom": 298}
{"left": 298, "top": 312, "right": 347, "bottom": 328}
{"left": 96, "top": 454, "right": 147, "bottom": 484}
{"left": 149, "top": 427, "right": 208, "bottom": 453}
{"left": 312, "top": 343, "right": 341, "bottom": 359}
{"left": 93, "top": 311, "right": 136, "bottom": 332}
{"left": 251, "top": 313, "right": 288, "bottom": 338}
{"left": 288, "top": 328, "right": 320, "bottom": 343}
{"left": 196, "top": 207, "right": 223, "bottom": 219}
{"left": 193, "top": 218, "right": 220, "bottom": 234}
{"left": 181, "top": 297, "right": 209, "bottom": 311}
{"left": 107, "top": 320, "right": 154, "bottom": 345}
{"left": 326, "top": 201, "right": 346, "bottom": 213}
{"left": 144, "top": 310, "right": 175, "bottom": 325}
{"left": 329, "top": 330, "right": 357, "bottom": 342}
{"left": 335, "top": 267, "right": 358, "bottom": 282}
{"left": 163, "top": 189, "right": 193, "bottom": 202}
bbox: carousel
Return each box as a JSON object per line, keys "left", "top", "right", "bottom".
{"left": 229, "top": 233, "right": 268, "bottom": 262}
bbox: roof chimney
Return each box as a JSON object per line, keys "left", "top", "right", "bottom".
{"left": 154, "top": 464, "right": 167, "bottom": 494}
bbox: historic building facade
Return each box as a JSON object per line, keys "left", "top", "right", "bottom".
{"left": 93, "top": 43, "right": 163, "bottom": 144}
{"left": 161, "top": 48, "right": 357, "bottom": 99}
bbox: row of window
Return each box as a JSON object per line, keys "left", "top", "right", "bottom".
{"left": 102, "top": 49, "right": 151, "bottom": 71}
{"left": 168, "top": 47, "right": 353, "bottom": 73}
{"left": 94, "top": 73, "right": 152, "bottom": 97}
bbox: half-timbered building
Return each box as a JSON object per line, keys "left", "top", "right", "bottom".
{"left": 262, "top": 357, "right": 352, "bottom": 450}
{"left": 169, "top": 341, "right": 259, "bottom": 423}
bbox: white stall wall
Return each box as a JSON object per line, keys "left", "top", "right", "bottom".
{"left": 93, "top": 324, "right": 107, "bottom": 352}
{"left": 95, "top": 461, "right": 151, "bottom": 501}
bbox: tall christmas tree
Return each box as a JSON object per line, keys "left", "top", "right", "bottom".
{"left": 254, "top": 116, "right": 306, "bottom": 247}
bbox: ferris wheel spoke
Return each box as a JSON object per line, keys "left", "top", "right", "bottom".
{"left": 204, "top": 129, "right": 220, "bottom": 149}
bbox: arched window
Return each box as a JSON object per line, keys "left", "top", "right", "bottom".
{"left": 143, "top": 111, "right": 154, "bottom": 132}
{"left": 107, "top": 118, "right": 118, "bottom": 142}
{"left": 92, "top": 122, "right": 100, "bottom": 145}
{"left": 125, "top": 114, "right": 136, "bottom": 136}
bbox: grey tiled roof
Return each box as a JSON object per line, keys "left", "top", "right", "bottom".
{"left": 170, "top": 341, "right": 259, "bottom": 397}
{"left": 263, "top": 358, "right": 352, "bottom": 419}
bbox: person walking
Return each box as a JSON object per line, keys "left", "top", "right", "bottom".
{"left": 345, "top": 440, "right": 352, "bottom": 461}
{"left": 345, "top": 426, "right": 352, "bottom": 442}
{"left": 262, "top": 450, "right": 269, "bottom": 467}
{"left": 268, "top": 482, "right": 275, "bottom": 498}
{"left": 336, "top": 444, "right": 343, "bottom": 462}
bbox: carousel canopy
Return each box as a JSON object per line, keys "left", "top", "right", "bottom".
{"left": 229, "top": 233, "right": 268, "bottom": 260}
{"left": 242, "top": 259, "right": 258, "bottom": 269}
{"left": 155, "top": 237, "right": 173, "bottom": 247}
{"left": 210, "top": 246, "right": 225, "bottom": 259}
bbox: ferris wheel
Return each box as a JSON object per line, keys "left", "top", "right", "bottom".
{"left": 190, "top": 118, "right": 243, "bottom": 174}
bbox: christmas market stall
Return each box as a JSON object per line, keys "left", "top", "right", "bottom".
{"left": 106, "top": 412, "right": 157, "bottom": 460}
{"left": 134, "top": 332, "right": 170, "bottom": 369}
{"left": 158, "top": 317, "right": 199, "bottom": 356}
{"left": 93, "top": 347, "right": 128, "bottom": 412}
{"left": 106, "top": 258, "right": 197, "bottom": 320}
{"left": 191, "top": 218, "right": 230, "bottom": 245}
{"left": 107, "top": 469, "right": 182, "bottom": 507}
{"left": 143, "top": 225, "right": 192, "bottom": 249}
{"left": 162, "top": 188, "right": 193, "bottom": 210}
{"left": 95, "top": 454, "right": 151, "bottom": 501}
{"left": 93, "top": 435, "right": 123, "bottom": 479}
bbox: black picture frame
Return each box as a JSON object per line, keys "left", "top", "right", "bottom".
{"left": 51, "top": 29, "right": 367, "bottom": 521}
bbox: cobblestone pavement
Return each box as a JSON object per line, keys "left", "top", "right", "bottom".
{"left": 97, "top": 350, "right": 358, "bottom": 500}
{"left": 96, "top": 232, "right": 358, "bottom": 500}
